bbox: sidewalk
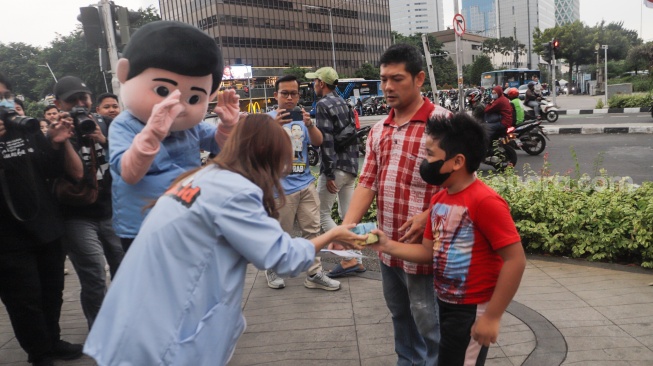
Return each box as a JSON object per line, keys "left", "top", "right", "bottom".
{"left": 2, "top": 256, "right": 651, "bottom": 366}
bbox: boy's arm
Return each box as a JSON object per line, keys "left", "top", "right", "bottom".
{"left": 370, "top": 229, "right": 434, "bottom": 264}
{"left": 471, "top": 242, "right": 526, "bottom": 347}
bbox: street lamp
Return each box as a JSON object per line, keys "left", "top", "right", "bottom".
{"left": 302, "top": 4, "right": 336, "bottom": 71}
{"left": 38, "top": 62, "right": 57, "bottom": 82}
{"left": 602, "top": 44, "right": 608, "bottom": 107}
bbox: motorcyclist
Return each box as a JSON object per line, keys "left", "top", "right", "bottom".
{"left": 506, "top": 87, "right": 525, "bottom": 126}
{"left": 465, "top": 89, "right": 485, "bottom": 121}
{"left": 524, "top": 82, "right": 542, "bottom": 120}
{"left": 484, "top": 85, "right": 513, "bottom": 143}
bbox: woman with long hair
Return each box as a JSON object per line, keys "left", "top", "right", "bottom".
{"left": 84, "top": 114, "right": 365, "bottom": 366}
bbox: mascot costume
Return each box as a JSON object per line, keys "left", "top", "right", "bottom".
{"left": 107, "top": 21, "right": 240, "bottom": 250}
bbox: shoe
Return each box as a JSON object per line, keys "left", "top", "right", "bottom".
{"left": 265, "top": 270, "right": 285, "bottom": 289}
{"left": 304, "top": 271, "right": 340, "bottom": 291}
{"left": 329, "top": 263, "right": 363, "bottom": 278}
{"left": 49, "top": 340, "right": 83, "bottom": 360}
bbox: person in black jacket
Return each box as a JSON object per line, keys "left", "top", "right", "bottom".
{"left": 0, "top": 72, "right": 85, "bottom": 366}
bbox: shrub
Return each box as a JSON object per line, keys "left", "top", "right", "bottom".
{"left": 608, "top": 93, "right": 651, "bottom": 108}
{"left": 595, "top": 98, "right": 604, "bottom": 109}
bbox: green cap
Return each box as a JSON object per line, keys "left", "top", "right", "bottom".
{"left": 305, "top": 67, "right": 339, "bottom": 85}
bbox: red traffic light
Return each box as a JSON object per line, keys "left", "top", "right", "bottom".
{"left": 552, "top": 39, "right": 560, "bottom": 49}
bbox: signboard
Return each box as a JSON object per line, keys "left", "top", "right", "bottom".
{"left": 453, "top": 14, "right": 466, "bottom": 37}
{"left": 223, "top": 65, "right": 252, "bottom": 80}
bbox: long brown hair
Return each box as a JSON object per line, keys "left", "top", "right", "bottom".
{"left": 164, "top": 114, "right": 292, "bottom": 218}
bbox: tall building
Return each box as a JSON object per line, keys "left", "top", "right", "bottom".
{"left": 461, "top": 0, "right": 556, "bottom": 69}
{"left": 158, "top": 0, "right": 392, "bottom": 76}
{"left": 389, "top": 0, "right": 445, "bottom": 35}
{"left": 554, "top": 0, "right": 580, "bottom": 25}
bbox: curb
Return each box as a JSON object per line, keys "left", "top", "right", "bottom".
{"left": 544, "top": 126, "right": 653, "bottom": 134}
{"left": 559, "top": 107, "right": 651, "bottom": 115}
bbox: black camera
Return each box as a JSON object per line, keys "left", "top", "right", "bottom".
{"left": 0, "top": 106, "right": 39, "bottom": 135}
{"left": 69, "top": 106, "right": 97, "bottom": 135}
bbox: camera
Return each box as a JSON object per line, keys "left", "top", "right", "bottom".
{"left": 0, "top": 106, "right": 39, "bottom": 135}
{"left": 69, "top": 106, "right": 97, "bottom": 135}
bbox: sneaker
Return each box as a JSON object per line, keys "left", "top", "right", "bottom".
{"left": 265, "top": 270, "right": 285, "bottom": 289}
{"left": 48, "top": 340, "right": 83, "bottom": 361}
{"left": 304, "top": 271, "right": 340, "bottom": 291}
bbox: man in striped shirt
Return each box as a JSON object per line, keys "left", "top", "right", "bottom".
{"left": 342, "top": 44, "right": 451, "bottom": 366}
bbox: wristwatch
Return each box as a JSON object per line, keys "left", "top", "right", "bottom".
{"left": 305, "top": 120, "right": 314, "bottom": 128}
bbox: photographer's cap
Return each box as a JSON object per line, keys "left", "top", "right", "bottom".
{"left": 305, "top": 67, "right": 339, "bottom": 85}
{"left": 54, "top": 76, "right": 91, "bottom": 101}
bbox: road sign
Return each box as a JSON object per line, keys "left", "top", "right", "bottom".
{"left": 453, "top": 13, "right": 466, "bottom": 36}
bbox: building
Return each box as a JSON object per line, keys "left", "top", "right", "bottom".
{"left": 430, "top": 29, "right": 488, "bottom": 66}
{"left": 158, "top": 0, "right": 392, "bottom": 76}
{"left": 554, "top": 0, "right": 580, "bottom": 25}
{"left": 461, "top": 0, "right": 556, "bottom": 69}
{"left": 389, "top": 0, "right": 445, "bottom": 35}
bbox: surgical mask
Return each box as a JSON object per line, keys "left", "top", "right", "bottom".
{"left": 0, "top": 98, "right": 14, "bottom": 109}
{"left": 491, "top": 93, "right": 498, "bottom": 100}
{"left": 419, "top": 158, "right": 451, "bottom": 186}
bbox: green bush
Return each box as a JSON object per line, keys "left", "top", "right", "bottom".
{"left": 609, "top": 75, "right": 653, "bottom": 93}
{"left": 595, "top": 98, "right": 604, "bottom": 109}
{"left": 608, "top": 93, "right": 651, "bottom": 108}
{"left": 480, "top": 165, "right": 653, "bottom": 268}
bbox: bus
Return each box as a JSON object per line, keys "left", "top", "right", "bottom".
{"left": 335, "top": 78, "right": 383, "bottom": 103}
{"left": 481, "top": 69, "right": 540, "bottom": 89}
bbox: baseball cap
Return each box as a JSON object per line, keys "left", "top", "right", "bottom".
{"left": 305, "top": 67, "right": 339, "bottom": 85}
{"left": 54, "top": 76, "right": 92, "bottom": 101}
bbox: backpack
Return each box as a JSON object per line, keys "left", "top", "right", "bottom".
{"left": 333, "top": 104, "right": 357, "bottom": 153}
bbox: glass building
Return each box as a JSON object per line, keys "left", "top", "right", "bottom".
{"left": 158, "top": 0, "right": 392, "bottom": 76}
{"left": 388, "top": 0, "right": 445, "bottom": 36}
{"left": 554, "top": 0, "right": 580, "bottom": 25}
{"left": 462, "top": 0, "right": 498, "bottom": 38}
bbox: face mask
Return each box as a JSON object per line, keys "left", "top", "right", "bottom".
{"left": 419, "top": 158, "right": 451, "bottom": 186}
{"left": 491, "top": 93, "right": 498, "bottom": 100}
{"left": 0, "top": 99, "right": 15, "bottom": 109}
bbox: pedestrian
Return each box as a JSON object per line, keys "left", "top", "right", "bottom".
{"left": 371, "top": 112, "right": 526, "bottom": 366}
{"left": 305, "top": 67, "right": 364, "bottom": 277}
{"left": 340, "top": 44, "right": 452, "bottom": 366}
{"left": 84, "top": 114, "right": 366, "bottom": 366}
{"left": 263, "top": 75, "right": 339, "bottom": 291}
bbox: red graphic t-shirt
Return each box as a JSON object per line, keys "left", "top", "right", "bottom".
{"left": 424, "top": 179, "right": 521, "bottom": 304}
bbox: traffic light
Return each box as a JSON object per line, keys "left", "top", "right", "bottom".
{"left": 541, "top": 41, "right": 552, "bottom": 64}
{"left": 115, "top": 6, "right": 142, "bottom": 46}
{"left": 552, "top": 38, "right": 560, "bottom": 57}
{"left": 78, "top": 7, "right": 106, "bottom": 48}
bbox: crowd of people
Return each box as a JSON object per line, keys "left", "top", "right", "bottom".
{"left": 0, "top": 19, "right": 526, "bottom": 366}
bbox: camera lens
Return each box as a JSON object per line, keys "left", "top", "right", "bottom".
{"left": 77, "top": 119, "right": 96, "bottom": 135}
{"left": 0, "top": 107, "right": 39, "bottom": 134}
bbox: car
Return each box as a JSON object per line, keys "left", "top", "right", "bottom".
{"left": 518, "top": 84, "right": 528, "bottom": 100}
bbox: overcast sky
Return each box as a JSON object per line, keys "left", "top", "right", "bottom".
{"left": 1, "top": 0, "right": 651, "bottom": 48}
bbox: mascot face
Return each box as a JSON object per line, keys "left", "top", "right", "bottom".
{"left": 117, "top": 62, "right": 214, "bottom": 132}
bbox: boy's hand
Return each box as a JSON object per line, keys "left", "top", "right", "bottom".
{"left": 471, "top": 314, "right": 500, "bottom": 347}
{"left": 367, "top": 229, "right": 390, "bottom": 252}
{"left": 147, "top": 90, "right": 184, "bottom": 141}
{"left": 214, "top": 89, "right": 240, "bottom": 127}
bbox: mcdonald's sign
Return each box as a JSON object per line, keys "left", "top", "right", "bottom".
{"left": 247, "top": 102, "right": 262, "bottom": 114}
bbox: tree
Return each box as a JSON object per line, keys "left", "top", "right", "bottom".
{"left": 354, "top": 63, "right": 380, "bottom": 79}
{"left": 283, "top": 65, "right": 308, "bottom": 81}
{"left": 626, "top": 42, "right": 653, "bottom": 74}
{"left": 533, "top": 21, "right": 594, "bottom": 83}
{"left": 482, "top": 37, "right": 526, "bottom": 67}
{"left": 133, "top": 5, "right": 161, "bottom": 28}
{"left": 0, "top": 42, "right": 45, "bottom": 101}
{"left": 391, "top": 31, "right": 448, "bottom": 89}
{"left": 467, "top": 55, "right": 493, "bottom": 87}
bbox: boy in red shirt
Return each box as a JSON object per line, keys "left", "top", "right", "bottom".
{"left": 371, "top": 113, "right": 526, "bottom": 366}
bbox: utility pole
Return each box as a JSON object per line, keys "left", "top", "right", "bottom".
{"left": 454, "top": 0, "right": 464, "bottom": 112}
{"left": 99, "top": 0, "right": 121, "bottom": 96}
{"left": 421, "top": 34, "right": 439, "bottom": 104}
{"left": 551, "top": 45, "right": 556, "bottom": 106}
{"left": 602, "top": 44, "right": 609, "bottom": 107}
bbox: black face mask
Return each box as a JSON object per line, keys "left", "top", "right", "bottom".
{"left": 419, "top": 158, "right": 451, "bottom": 186}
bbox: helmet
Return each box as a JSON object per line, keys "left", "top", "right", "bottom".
{"left": 527, "top": 81, "right": 535, "bottom": 89}
{"left": 506, "top": 87, "right": 519, "bottom": 99}
{"left": 465, "top": 89, "right": 481, "bottom": 103}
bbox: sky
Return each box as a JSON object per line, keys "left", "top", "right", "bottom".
{"left": 1, "top": 0, "right": 652, "bottom": 48}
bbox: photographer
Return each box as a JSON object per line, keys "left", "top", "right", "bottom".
{"left": 0, "top": 72, "right": 84, "bottom": 366}
{"left": 53, "top": 76, "right": 124, "bottom": 330}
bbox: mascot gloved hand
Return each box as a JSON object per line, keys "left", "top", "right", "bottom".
{"left": 108, "top": 20, "right": 239, "bottom": 245}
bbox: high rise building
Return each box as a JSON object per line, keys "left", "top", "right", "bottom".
{"left": 461, "top": 0, "right": 556, "bottom": 69}
{"left": 388, "top": 0, "right": 445, "bottom": 35}
{"left": 554, "top": 0, "right": 580, "bottom": 25}
{"left": 158, "top": 0, "right": 392, "bottom": 76}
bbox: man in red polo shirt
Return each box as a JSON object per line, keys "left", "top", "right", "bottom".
{"left": 343, "top": 44, "right": 451, "bottom": 365}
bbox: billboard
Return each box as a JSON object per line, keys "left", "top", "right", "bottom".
{"left": 223, "top": 65, "right": 252, "bottom": 80}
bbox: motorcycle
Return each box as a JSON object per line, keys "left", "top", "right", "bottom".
{"left": 483, "top": 127, "right": 518, "bottom": 171}
{"left": 509, "top": 120, "right": 549, "bottom": 156}
{"left": 523, "top": 98, "right": 559, "bottom": 123}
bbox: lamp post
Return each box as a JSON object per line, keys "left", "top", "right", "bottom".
{"left": 602, "top": 44, "right": 608, "bottom": 107}
{"left": 38, "top": 62, "right": 57, "bottom": 83}
{"left": 302, "top": 4, "right": 336, "bottom": 70}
